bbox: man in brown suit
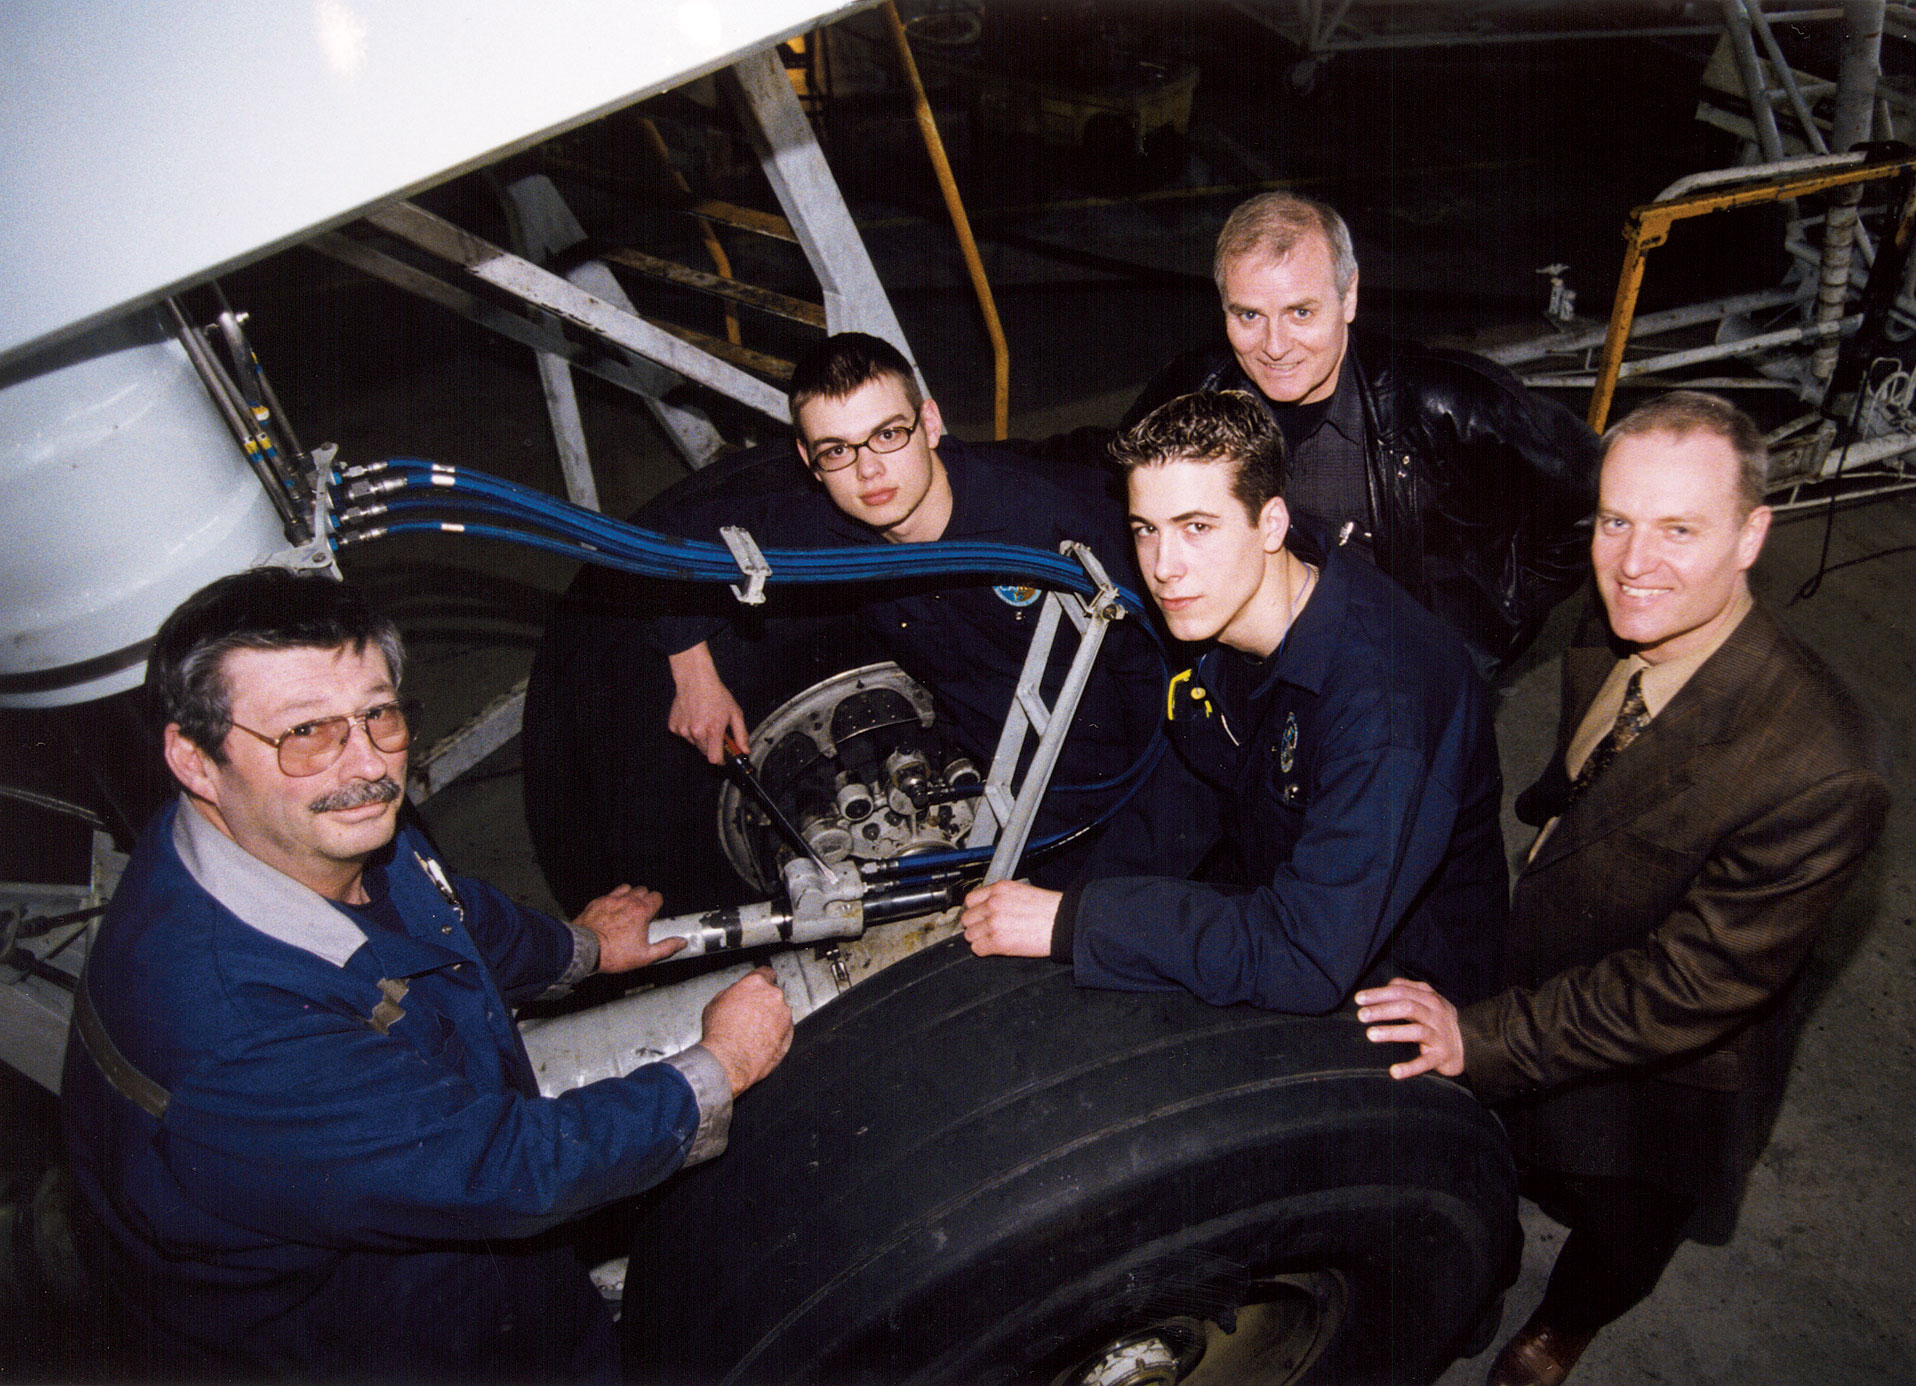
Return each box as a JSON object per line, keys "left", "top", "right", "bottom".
{"left": 1355, "top": 391, "right": 1890, "bottom": 1386}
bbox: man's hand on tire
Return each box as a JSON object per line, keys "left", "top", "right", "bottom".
{"left": 1355, "top": 978, "right": 1465, "bottom": 1079}
{"left": 961, "top": 880, "right": 1061, "bottom": 958}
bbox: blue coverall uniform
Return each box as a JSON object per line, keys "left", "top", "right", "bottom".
{"left": 62, "top": 798, "right": 729, "bottom": 1381}
{"left": 1053, "top": 533, "right": 1508, "bottom": 1013}
{"left": 648, "top": 436, "right": 1163, "bottom": 860}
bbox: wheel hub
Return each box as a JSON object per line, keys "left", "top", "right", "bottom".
{"left": 717, "top": 662, "right": 978, "bottom": 892}
{"left": 1055, "top": 1273, "right": 1345, "bottom": 1386}
{"left": 1072, "top": 1326, "right": 1202, "bottom": 1386}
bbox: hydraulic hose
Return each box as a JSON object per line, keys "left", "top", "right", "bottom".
{"left": 330, "top": 459, "right": 1156, "bottom": 613}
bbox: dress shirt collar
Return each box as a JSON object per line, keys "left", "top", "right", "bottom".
{"left": 1564, "top": 586, "right": 1755, "bottom": 778}
{"left": 1635, "top": 585, "right": 1755, "bottom": 715}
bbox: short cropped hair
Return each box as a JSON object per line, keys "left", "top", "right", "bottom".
{"left": 1108, "top": 391, "right": 1290, "bottom": 521}
{"left": 1214, "top": 192, "right": 1359, "bottom": 298}
{"left": 788, "top": 332, "right": 924, "bottom": 419}
{"left": 149, "top": 568, "right": 405, "bottom": 761}
{"left": 1603, "top": 391, "right": 1769, "bottom": 514}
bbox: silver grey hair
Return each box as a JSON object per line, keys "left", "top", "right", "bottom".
{"left": 1213, "top": 192, "right": 1359, "bottom": 298}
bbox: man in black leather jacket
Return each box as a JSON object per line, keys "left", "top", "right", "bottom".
{"left": 1127, "top": 191, "right": 1599, "bottom": 674}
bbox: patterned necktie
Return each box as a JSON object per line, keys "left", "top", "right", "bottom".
{"left": 1567, "top": 669, "right": 1650, "bottom": 805}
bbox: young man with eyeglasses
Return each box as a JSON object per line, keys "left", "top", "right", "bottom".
{"left": 60, "top": 567, "right": 792, "bottom": 1381}
{"left": 659, "top": 333, "right": 963, "bottom": 760}
{"left": 582, "top": 332, "right": 1160, "bottom": 892}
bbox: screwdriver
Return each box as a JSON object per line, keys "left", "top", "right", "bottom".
{"left": 723, "top": 732, "right": 829, "bottom": 871}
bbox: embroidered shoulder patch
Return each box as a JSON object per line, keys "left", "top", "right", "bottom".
{"left": 992, "top": 583, "right": 1041, "bottom": 608}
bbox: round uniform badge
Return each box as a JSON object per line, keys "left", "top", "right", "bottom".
{"left": 1279, "top": 712, "right": 1299, "bottom": 773}
{"left": 993, "top": 584, "right": 1041, "bottom": 608}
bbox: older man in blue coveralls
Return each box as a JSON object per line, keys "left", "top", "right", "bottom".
{"left": 963, "top": 391, "right": 1507, "bottom": 1014}
{"left": 61, "top": 568, "right": 792, "bottom": 1381}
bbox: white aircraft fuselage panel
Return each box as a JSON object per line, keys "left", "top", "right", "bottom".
{"left": 0, "top": 0, "right": 874, "bottom": 371}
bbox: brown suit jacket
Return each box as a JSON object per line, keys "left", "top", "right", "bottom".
{"left": 1458, "top": 603, "right": 1889, "bottom": 1220}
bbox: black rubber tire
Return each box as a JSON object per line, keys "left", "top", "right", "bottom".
{"left": 622, "top": 939, "right": 1518, "bottom": 1385}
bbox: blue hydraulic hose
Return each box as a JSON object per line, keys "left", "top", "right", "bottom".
{"left": 331, "top": 459, "right": 1156, "bottom": 616}
{"left": 340, "top": 470, "right": 1115, "bottom": 588}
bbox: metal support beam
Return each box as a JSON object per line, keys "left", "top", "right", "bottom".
{"left": 409, "top": 680, "right": 528, "bottom": 805}
{"left": 1488, "top": 286, "right": 1809, "bottom": 369}
{"left": 0, "top": 969, "right": 75, "bottom": 1094}
{"left": 498, "top": 174, "right": 602, "bottom": 509}
{"left": 310, "top": 232, "right": 719, "bottom": 410}
{"left": 1747, "top": 0, "right": 1833, "bottom": 155}
{"left": 1645, "top": 319, "right": 1856, "bottom": 377}
{"left": 1815, "top": 0, "right": 1886, "bottom": 380}
{"left": 0, "top": 836, "right": 120, "bottom": 1093}
{"left": 724, "top": 47, "right": 920, "bottom": 382}
{"left": 362, "top": 200, "right": 791, "bottom": 422}
{"left": 1724, "top": 0, "right": 1789, "bottom": 162}
{"left": 599, "top": 246, "right": 829, "bottom": 329}
{"left": 533, "top": 351, "right": 601, "bottom": 511}
{"left": 498, "top": 173, "right": 728, "bottom": 478}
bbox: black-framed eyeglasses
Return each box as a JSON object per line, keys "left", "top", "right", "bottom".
{"left": 229, "top": 701, "right": 414, "bottom": 777}
{"left": 805, "top": 410, "right": 922, "bottom": 472}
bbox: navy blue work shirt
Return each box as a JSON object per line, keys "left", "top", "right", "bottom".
{"left": 1054, "top": 531, "right": 1507, "bottom": 1014}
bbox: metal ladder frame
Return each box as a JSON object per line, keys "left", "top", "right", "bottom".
{"left": 963, "top": 543, "right": 1127, "bottom": 885}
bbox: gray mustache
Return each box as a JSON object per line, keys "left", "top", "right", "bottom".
{"left": 309, "top": 777, "right": 403, "bottom": 814}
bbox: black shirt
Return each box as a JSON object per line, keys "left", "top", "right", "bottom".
{"left": 1276, "top": 364, "right": 1374, "bottom": 563}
